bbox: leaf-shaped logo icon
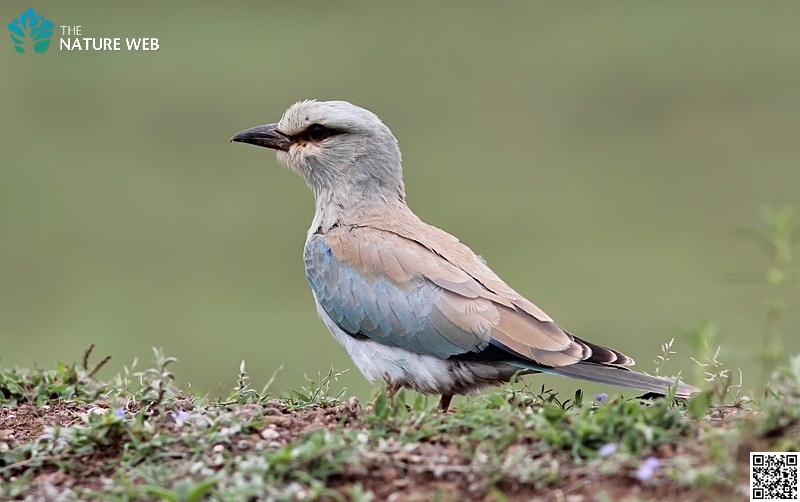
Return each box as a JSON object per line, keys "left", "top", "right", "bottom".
{"left": 7, "top": 7, "right": 54, "bottom": 53}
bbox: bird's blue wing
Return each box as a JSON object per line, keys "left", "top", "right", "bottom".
{"left": 304, "top": 233, "right": 491, "bottom": 358}
{"left": 304, "top": 227, "right": 599, "bottom": 368}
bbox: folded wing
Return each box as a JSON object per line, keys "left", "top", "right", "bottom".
{"left": 304, "top": 226, "right": 630, "bottom": 369}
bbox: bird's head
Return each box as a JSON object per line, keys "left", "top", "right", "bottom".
{"left": 232, "top": 100, "right": 405, "bottom": 208}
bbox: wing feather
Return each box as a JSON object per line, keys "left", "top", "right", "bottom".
{"left": 308, "top": 224, "right": 633, "bottom": 369}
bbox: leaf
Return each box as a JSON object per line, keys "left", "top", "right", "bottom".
{"left": 19, "top": 10, "right": 28, "bottom": 28}
{"left": 7, "top": 22, "right": 24, "bottom": 38}
{"left": 372, "top": 392, "right": 389, "bottom": 419}
{"left": 573, "top": 388, "right": 584, "bottom": 408}
{"left": 30, "top": 15, "right": 42, "bottom": 28}
{"left": 41, "top": 20, "right": 54, "bottom": 29}
{"left": 186, "top": 477, "right": 218, "bottom": 502}
{"left": 33, "top": 30, "right": 52, "bottom": 41}
{"left": 34, "top": 40, "right": 51, "bottom": 53}
{"left": 11, "top": 35, "right": 23, "bottom": 44}
{"left": 489, "top": 488, "right": 511, "bottom": 502}
{"left": 13, "top": 45, "right": 23, "bottom": 53}
{"left": 687, "top": 390, "right": 713, "bottom": 419}
{"left": 543, "top": 403, "right": 565, "bottom": 422}
{"left": 140, "top": 486, "right": 178, "bottom": 502}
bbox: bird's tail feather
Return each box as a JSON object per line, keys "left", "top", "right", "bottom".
{"left": 517, "top": 361, "right": 699, "bottom": 398}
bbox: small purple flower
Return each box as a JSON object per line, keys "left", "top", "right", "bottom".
{"left": 598, "top": 443, "right": 618, "bottom": 457}
{"left": 170, "top": 409, "right": 190, "bottom": 423}
{"left": 636, "top": 456, "right": 661, "bottom": 481}
{"left": 114, "top": 406, "right": 125, "bottom": 417}
{"left": 595, "top": 393, "right": 608, "bottom": 402}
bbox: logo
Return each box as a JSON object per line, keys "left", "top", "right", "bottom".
{"left": 7, "top": 7, "right": 54, "bottom": 53}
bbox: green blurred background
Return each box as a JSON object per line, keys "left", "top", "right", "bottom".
{"left": 2, "top": 2, "right": 798, "bottom": 401}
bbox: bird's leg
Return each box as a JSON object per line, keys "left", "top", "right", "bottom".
{"left": 438, "top": 394, "right": 453, "bottom": 412}
{"left": 385, "top": 381, "right": 401, "bottom": 400}
{"left": 368, "top": 382, "right": 402, "bottom": 410}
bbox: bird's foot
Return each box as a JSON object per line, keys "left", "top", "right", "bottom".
{"left": 385, "top": 381, "right": 401, "bottom": 399}
{"left": 368, "top": 381, "right": 402, "bottom": 410}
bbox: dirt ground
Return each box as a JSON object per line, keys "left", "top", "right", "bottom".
{"left": 0, "top": 399, "right": 748, "bottom": 502}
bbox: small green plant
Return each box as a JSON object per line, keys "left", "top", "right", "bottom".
{"left": 682, "top": 206, "right": 799, "bottom": 417}
{"left": 135, "top": 347, "right": 179, "bottom": 414}
{"left": 221, "top": 360, "right": 283, "bottom": 405}
{"left": 737, "top": 206, "right": 799, "bottom": 380}
{"left": 683, "top": 320, "right": 722, "bottom": 386}
{"left": 286, "top": 366, "right": 348, "bottom": 408}
{"left": 0, "top": 345, "right": 110, "bottom": 406}
{"left": 653, "top": 337, "right": 677, "bottom": 376}
{"left": 758, "top": 354, "right": 800, "bottom": 450}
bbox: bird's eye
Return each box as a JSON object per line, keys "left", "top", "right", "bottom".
{"left": 308, "top": 124, "right": 329, "bottom": 141}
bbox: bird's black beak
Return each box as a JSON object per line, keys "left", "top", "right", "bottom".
{"left": 230, "top": 123, "right": 292, "bottom": 152}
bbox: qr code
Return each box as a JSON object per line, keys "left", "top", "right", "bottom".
{"left": 751, "top": 452, "right": 799, "bottom": 500}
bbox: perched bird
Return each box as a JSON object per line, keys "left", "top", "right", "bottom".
{"left": 232, "top": 100, "right": 698, "bottom": 410}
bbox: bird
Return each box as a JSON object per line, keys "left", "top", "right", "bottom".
{"left": 231, "top": 100, "right": 698, "bottom": 410}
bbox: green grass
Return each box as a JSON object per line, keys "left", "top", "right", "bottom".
{"left": 1, "top": 345, "right": 798, "bottom": 501}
